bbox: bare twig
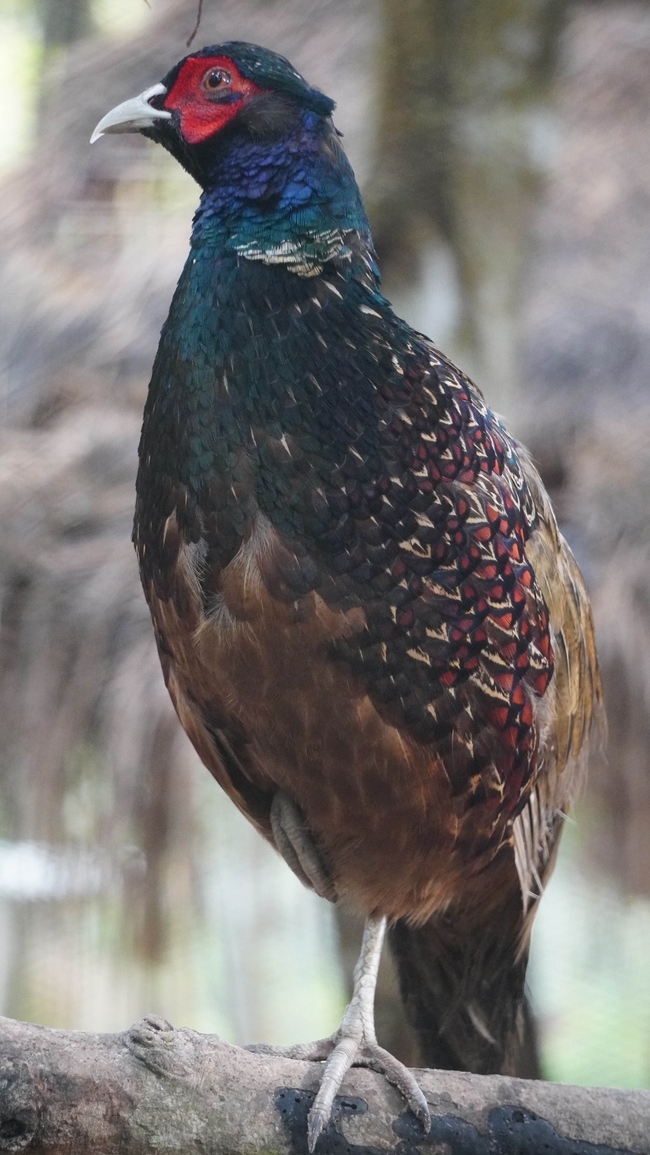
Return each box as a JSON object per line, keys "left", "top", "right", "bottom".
{"left": 186, "top": 0, "right": 204, "bottom": 48}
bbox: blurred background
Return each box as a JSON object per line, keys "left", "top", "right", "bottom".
{"left": 0, "top": 0, "right": 649, "bottom": 1090}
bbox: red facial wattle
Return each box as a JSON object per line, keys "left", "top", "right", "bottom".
{"left": 163, "top": 56, "right": 264, "bottom": 145}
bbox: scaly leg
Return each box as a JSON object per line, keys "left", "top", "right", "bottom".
{"left": 248, "top": 913, "right": 431, "bottom": 1151}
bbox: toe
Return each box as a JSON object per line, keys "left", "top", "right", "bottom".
{"left": 307, "top": 1035, "right": 359, "bottom": 1151}
{"left": 362, "top": 1045, "right": 431, "bottom": 1132}
{"left": 245, "top": 1038, "right": 334, "bottom": 1062}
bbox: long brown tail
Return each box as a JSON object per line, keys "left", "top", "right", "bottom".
{"left": 389, "top": 885, "right": 540, "bottom": 1078}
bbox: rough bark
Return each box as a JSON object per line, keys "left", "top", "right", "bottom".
{"left": 1, "top": 1015, "right": 648, "bottom": 1155}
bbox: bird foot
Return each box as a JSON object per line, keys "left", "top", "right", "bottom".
{"left": 313, "top": 1031, "right": 430, "bottom": 1151}
{"left": 246, "top": 915, "right": 430, "bottom": 1151}
{"left": 248, "top": 1029, "right": 430, "bottom": 1150}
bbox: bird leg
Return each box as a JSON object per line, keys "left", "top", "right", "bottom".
{"left": 246, "top": 913, "right": 431, "bottom": 1151}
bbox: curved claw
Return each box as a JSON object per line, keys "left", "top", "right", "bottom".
{"left": 307, "top": 1104, "right": 330, "bottom": 1154}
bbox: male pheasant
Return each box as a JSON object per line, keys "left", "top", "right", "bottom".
{"left": 92, "top": 43, "right": 602, "bottom": 1147}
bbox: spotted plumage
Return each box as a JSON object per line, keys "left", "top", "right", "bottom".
{"left": 94, "top": 40, "right": 602, "bottom": 1093}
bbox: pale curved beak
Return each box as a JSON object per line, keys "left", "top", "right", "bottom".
{"left": 90, "top": 83, "right": 172, "bottom": 143}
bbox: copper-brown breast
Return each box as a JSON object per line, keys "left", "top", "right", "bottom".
{"left": 143, "top": 509, "right": 504, "bottom": 924}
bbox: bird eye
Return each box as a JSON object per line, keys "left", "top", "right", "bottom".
{"left": 203, "top": 68, "right": 232, "bottom": 92}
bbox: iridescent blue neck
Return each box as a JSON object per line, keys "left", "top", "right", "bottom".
{"left": 190, "top": 109, "right": 375, "bottom": 279}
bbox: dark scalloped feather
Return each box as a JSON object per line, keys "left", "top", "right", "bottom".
{"left": 136, "top": 241, "right": 553, "bottom": 842}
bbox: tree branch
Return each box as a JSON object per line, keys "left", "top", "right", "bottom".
{"left": 0, "top": 1014, "right": 648, "bottom": 1155}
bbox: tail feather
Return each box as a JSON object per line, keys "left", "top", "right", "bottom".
{"left": 389, "top": 874, "right": 537, "bottom": 1076}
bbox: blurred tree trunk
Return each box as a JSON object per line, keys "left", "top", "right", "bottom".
{"left": 365, "top": 0, "right": 568, "bottom": 418}
{"left": 38, "top": 0, "right": 94, "bottom": 50}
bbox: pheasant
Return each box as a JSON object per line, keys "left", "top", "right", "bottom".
{"left": 91, "top": 43, "right": 602, "bottom": 1147}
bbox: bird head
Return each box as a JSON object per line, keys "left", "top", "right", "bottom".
{"left": 91, "top": 42, "right": 336, "bottom": 187}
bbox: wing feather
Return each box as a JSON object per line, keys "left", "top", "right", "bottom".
{"left": 513, "top": 460, "right": 604, "bottom": 910}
